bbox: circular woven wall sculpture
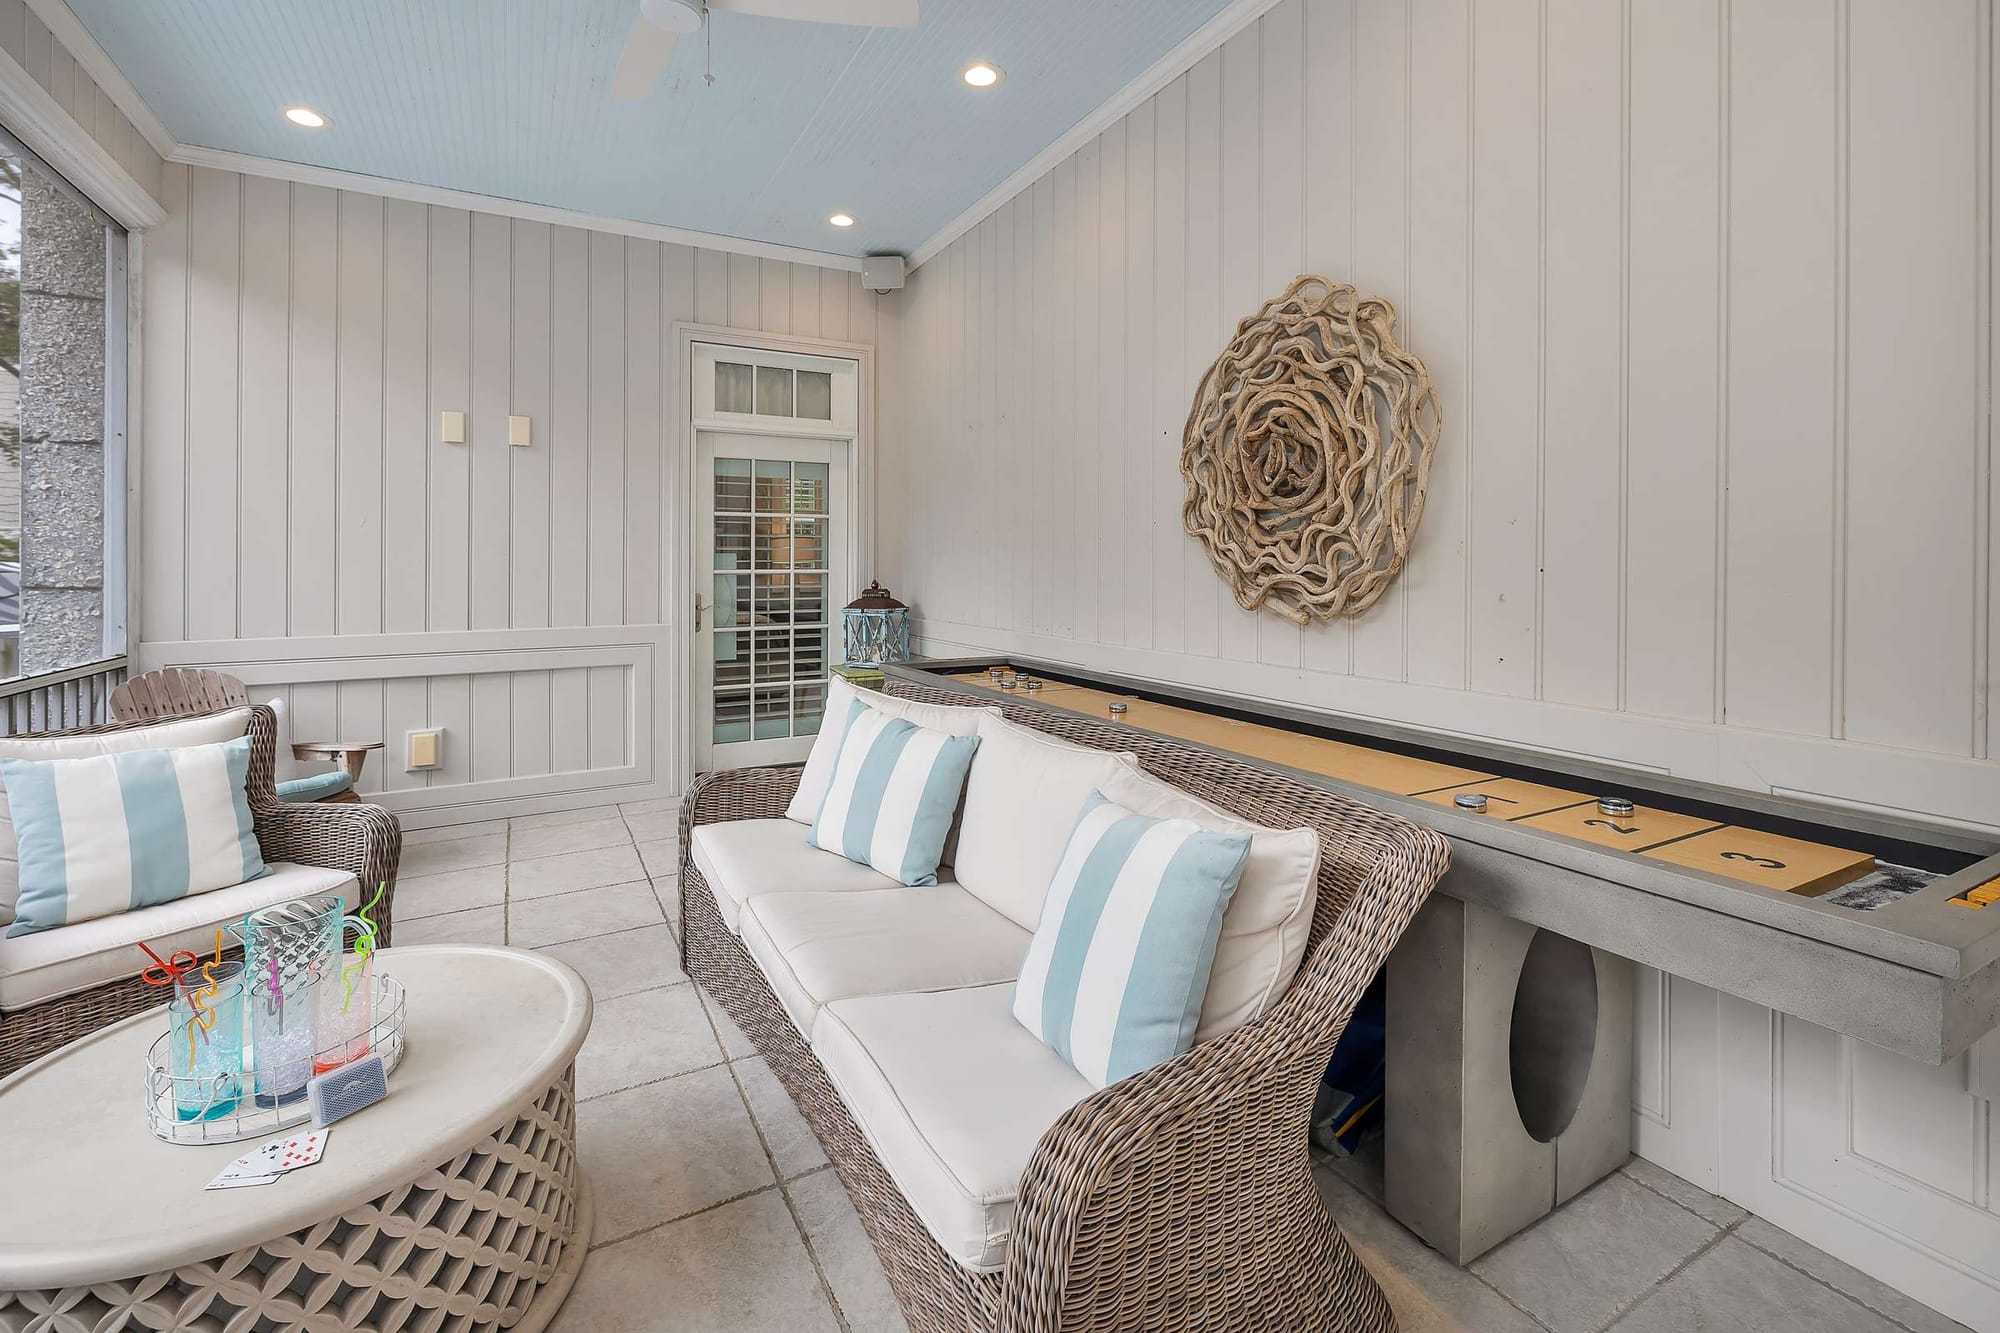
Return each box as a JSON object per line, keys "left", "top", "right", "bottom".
{"left": 1182, "top": 274, "right": 1440, "bottom": 625}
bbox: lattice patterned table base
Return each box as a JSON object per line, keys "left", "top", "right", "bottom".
{"left": 0, "top": 1068, "right": 589, "bottom": 1333}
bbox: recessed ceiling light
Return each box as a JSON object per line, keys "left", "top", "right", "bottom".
{"left": 283, "top": 106, "right": 329, "bottom": 129}
{"left": 828, "top": 213, "right": 856, "bottom": 228}
{"left": 962, "top": 62, "right": 1003, "bottom": 89}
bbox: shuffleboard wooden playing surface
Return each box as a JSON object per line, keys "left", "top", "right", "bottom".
{"left": 945, "top": 667, "right": 1876, "bottom": 895}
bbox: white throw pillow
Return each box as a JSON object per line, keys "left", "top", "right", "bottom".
{"left": 1097, "top": 760, "right": 1321, "bottom": 1043}
{"left": 951, "top": 715, "right": 1137, "bottom": 930}
{"left": 0, "top": 708, "right": 254, "bottom": 931}
{"left": 785, "top": 676, "right": 995, "bottom": 824}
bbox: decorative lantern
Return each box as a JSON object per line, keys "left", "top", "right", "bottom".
{"left": 841, "top": 581, "right": 910, "bottom": 666}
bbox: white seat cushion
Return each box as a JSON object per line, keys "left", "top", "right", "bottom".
{"left": 690, "top": 818, "right": 912, "bottom": 933}
{"left": 738, "top": 886, "right": 1031, "bottom": 1036}
{"left": 0, "top": 862, "right": 358, "bottom": 1011}
{"left": 812, "top": 983, "right": 1096, "bottom": 1273}
{"left": 951, "top": 716, "right": 1136, "bottom": 931}
{"left": 1096, "top": 762, "right": 1321, "bottom": 1044}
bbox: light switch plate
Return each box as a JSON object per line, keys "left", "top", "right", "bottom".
{"left": 406, "top": 728, "right": 442, "bottom": 771}
{"left": 440, "top": 410, "right": 466, "bottom": 444}
{"left": 508, "top": 414, "right": 531, "bottom": 447}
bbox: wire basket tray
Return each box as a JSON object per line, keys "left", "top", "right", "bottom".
{"left": 143, "top": 972, "right": 406, "bottom": 1146}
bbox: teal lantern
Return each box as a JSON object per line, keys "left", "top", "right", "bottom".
{"left": 842, "top": 581, "right": 910, "bottom": 666}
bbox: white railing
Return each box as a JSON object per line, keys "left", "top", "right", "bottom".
{"left": 0, "top": 655, "right": 128, "bottom": 735}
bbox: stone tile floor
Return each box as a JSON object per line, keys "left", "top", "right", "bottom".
{"left": 396, "top": 801, "right": 1969, "bottom": 1333}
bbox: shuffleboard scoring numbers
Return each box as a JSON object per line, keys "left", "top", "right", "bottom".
{"left": 1722, "top": 851, "right": 1787, "bottom": 870}
{"left": 1585, "top": 818, "right": 1639, "bottom": 835}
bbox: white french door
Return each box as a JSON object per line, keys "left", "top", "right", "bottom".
{"left": 693, "top": 430, "right": 851, "bottom": 769}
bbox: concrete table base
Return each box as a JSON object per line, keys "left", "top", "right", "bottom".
{"left": 0, "top": 1067, "right": 589, "bottom": 1333}
{"left": 1386, "top": 896, "right": 1634, "bottom": 1264}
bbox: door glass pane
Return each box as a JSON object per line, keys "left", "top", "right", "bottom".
{"left": 794, "top": 572, "right": 826, "bottom": 623}
{"left": 753, "top": 628, "right": 790, "bottom": 681}
{"left": 714, "top": 457, "right": 752, "bottom": 511}
{"left": 715, "top": 362, "right": 754, "bottom": 414}
{"left": 754, "top": 573, "right": 790, "bottom": 624}
{"left": 713, "top": 574, "right": 746, "bottom": 628}
{"left": 714, "top": 691, "right": 752, "bottom": 743}
{"left": 793, "top": 626, "right": 826, "bottom": 679}
{"left": 795, "top": 681, "right": 827, "bottom": 736}
{"left": 795, "top": 462, "right": 829, "bottom": 514}
{"left": 754, "top": 689, "right": 791, "bottom": 739}
{"left": 796, "top": 371, "right": 833, "bottom": 421}
{"left": 755, "top": 516, "right": 795, "bottom": 569}
{"left": 755, "top": 365, "right": 794, "bottom": 417}
{"left": 715, "top": 516, "right": 750, "bottom": 571}
{"left": 714, "top": 631, "right": 749, "bottom": 688}
{"left": 789, "top": 517, "right": 825, "bottom": 570}
{"left": 753, "top": 460, "right": 791, "bottom": 511}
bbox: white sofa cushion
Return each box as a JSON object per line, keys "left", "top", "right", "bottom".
{"left": 784, "top": 676, "right": 997, "bottom": 826}
{"left": 0, "top": 861, "right": 356, "bottom": 1011}
{"left": 690, "top": 818, "right": 918, "bottom": 933}
{"left": 739, "top": 886, "right": 1031, "bottom": 1036}
{"left": 813, "top": 983, "right": 1096, "bottom": 1273}
{"left": 0, "top": 708, "right": 255, "bottom": 929}
{"left": 1097, "top": 762, "right": 1322, "bottom": 1043}
{"left": 951, "top": 715, "right": 1136, "bottom": 930}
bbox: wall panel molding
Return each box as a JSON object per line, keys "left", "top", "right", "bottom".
{"left": 139, "top": 626, "right": 671, "bottom": 819}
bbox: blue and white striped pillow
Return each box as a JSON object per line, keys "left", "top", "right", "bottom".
{"left": 1, "top": 735, "right": 268, "bottom": 937}
{"left": 1012, "top": 792, "right": 1252, "bottom": 1087}
{"left": 809, "top": 700, "right": 980, "bottom": 887}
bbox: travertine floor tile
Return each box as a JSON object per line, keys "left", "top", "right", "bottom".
{"left": 550, "top": 1191, "right": 838, "bottom": 1332}
{"left": 396, "top": 865, "right": 506, "bottom": 920}
{"left": 510, "top": 881, "right": 663, "bottom": 948}
{"left": 734, "top": 1056, "right": 827, "bottom": 1180}
{"left": 575, "top": 983, "right": 723, "bottom": 1100}
{"left": 510, "top": 816, "right": 632, "bottom": 862}
{"left": 401, "top": 832, "right": 508, "bottom": 877}
{"left": 578, "top": 1066, "right": 774, "bottom": 1242}
{"left": 788, "top": 1168, "right": 907, "bottom": 1333}
{"left": 539, "top": 924, "right": 686, "bottom": 999}
{"left": 511, "top": 844, "right": 648, "bottom": 901}
{"left": 393, "top": 904, "right": 505, "bottom": 947}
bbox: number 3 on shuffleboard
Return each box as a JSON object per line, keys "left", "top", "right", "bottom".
{"left": 1721, "top": 851, "right": 1786, "bottom": 870}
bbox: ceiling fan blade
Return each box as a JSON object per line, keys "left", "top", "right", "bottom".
{"left": 611, "top": 16, "right": 680, "bottom": 100}
{"left": 710, "top": 0, "right": 919, "bottom": 27}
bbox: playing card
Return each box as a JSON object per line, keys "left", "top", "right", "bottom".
{"left": 202, "top": 1129, "right": 330, "bottom": 1191}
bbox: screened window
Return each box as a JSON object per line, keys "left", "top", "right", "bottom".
{"left": 0, "top": 125, "right": 127, "bottom": 681}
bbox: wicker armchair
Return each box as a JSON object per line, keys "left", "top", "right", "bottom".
{"left": 679, "top": 679, "right": 1450, "bottom": 1333}
{"left": 0, "top": 704, "right": 402, "bottom": 1078}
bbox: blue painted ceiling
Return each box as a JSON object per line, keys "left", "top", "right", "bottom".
{"left": 66, "top": 0, "right": 1234, "bottom": 258}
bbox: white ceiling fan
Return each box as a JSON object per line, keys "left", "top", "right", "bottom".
{"left": 612, "top": 0, "right": 920, "bottom": 100}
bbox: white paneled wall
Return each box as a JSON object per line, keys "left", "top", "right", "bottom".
{"left": 883, "top": 0, "right": 1999, "bottom": 1326}
{"left": 140, "top": 162, "right": 884, "bottom": 821}
{"left": 0, "top": 0, "right": 162, "bottom": 197}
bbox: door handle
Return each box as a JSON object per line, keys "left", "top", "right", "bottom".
{"left": 693, "top": 594, "right": 706, "bottom": 633}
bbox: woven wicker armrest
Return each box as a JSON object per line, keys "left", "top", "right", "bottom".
{"left": 677, "top": 764, "right": 805, "bottom": 859}
{"left": 240, "top": 706, "right": 403, "bottom": 943}
{"left": 997, "top": 826, "right": 1451, "bottom": 1331}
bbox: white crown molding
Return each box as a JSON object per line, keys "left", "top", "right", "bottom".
{"left": 0, "top": 43, "right": 162, "bottom": 228}
{"left": 25, "top": 0, "right": 179, "bottom": 160}
{"left": 169, "top": 143, "right": 868, "bottom": 272}
{"left": 905, "top": 0, "right": 1285, "bottom": 273}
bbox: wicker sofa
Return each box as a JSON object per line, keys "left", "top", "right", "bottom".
{"left": 0, "top": 704, "right": 401, "bottom": 1078}
{"left": 679, "top": 677, "right": 1449, "bottom": 1333}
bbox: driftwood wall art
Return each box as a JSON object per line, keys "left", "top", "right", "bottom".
{"left": 1181, "top": 275, "right": 1440, "bottom": 625}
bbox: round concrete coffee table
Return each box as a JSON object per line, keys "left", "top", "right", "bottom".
{"left": 0, "top": 945, "right": 593, "bottom": 1333}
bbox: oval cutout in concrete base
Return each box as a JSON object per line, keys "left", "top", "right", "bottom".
{"left": 1509, "top": 929, "right": 1599, "bottom": 1143}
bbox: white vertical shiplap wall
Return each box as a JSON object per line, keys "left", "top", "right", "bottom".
{"left": 884, "top": 0, "right": 1999, "bottom": 1326}
{"left": 0, "top": 0, "right": 162, "bottom": 198}
{"left": 141, "top": 162, "right": 885, "bottom": 820}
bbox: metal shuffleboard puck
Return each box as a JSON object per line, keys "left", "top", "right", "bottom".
{"left": 1454, "top": 792, "right": 1489, "bottom": 813}
{"left": 1596, "top": 796, "right": 1636, "bottom": 817}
